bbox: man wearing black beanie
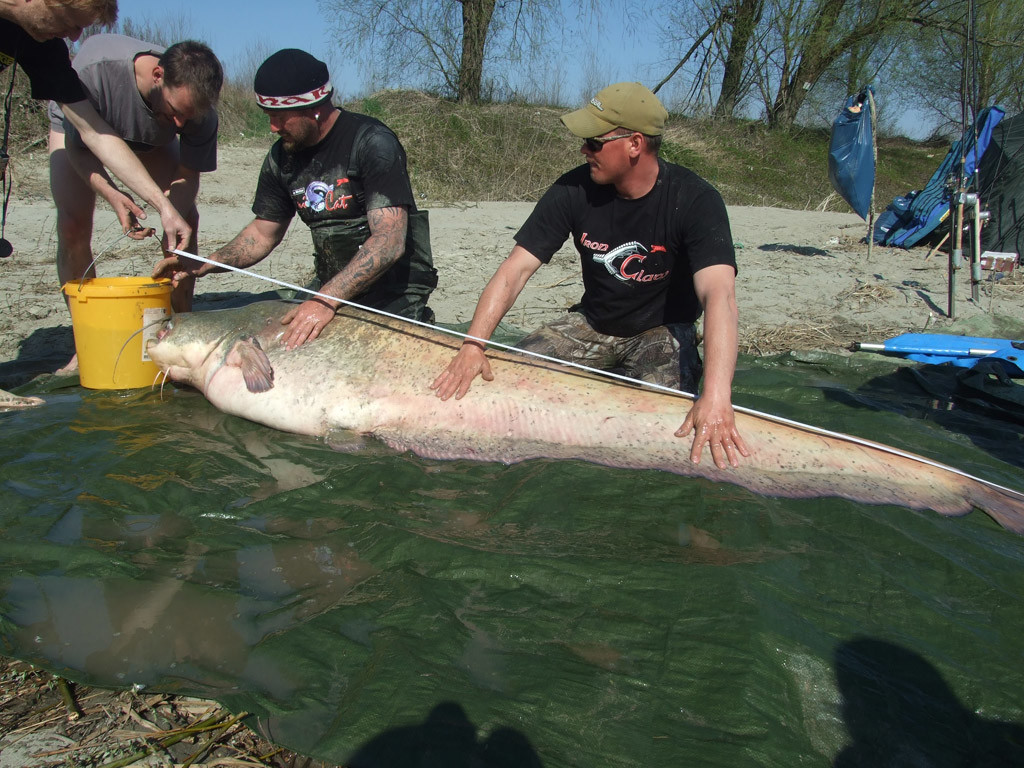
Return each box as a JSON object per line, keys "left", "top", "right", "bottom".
{"left": 156, "top": 48, "right": 437, "bottom": 350}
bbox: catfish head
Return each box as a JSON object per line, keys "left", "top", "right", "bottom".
{"left": 147, "top": 307, "right": 279, "bottom": 395}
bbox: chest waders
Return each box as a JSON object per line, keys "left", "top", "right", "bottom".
{"left": 310, "top": 117, "right": 437, "bottom": 319}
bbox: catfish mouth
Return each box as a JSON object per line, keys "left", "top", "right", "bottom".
{"left": 154, "top": 316, "right": 176, "bottom": 343}
{"left": 145, "top": 316, "right": 212, "bottom": 378}
{"left": 147, "top": 315, "right": 234, "bottom": 361}
{"left": 146, "top": 316, "right": 180, "bottom": 364}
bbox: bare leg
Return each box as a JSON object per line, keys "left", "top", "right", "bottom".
{"left": 49, "top": 129, "right": 98, "bottom": 287}
{"left": 49, "top": 129, "right": 99, "bottom": 372}
{"left": 139, "top": 142, "right": 199, "bottom": 312}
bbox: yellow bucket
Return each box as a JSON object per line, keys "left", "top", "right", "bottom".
{"left": 62, "top": 277, "right": 173, "bottom": 390}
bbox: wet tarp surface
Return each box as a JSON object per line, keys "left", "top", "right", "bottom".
{"left": 2, "top": 352, "right": 1024, "bottom": 767}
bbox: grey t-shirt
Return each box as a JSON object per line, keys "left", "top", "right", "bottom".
{"left": 48, "top": 34, "right": 218, "bottom": 172}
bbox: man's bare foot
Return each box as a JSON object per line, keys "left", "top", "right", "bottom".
{"left": 0, "top": 388, "right": 44, "bottom": 409}
{"left": 56, "top": 353, "right": 79, "bottom": 375}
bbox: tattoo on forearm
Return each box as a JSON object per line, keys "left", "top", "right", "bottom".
{"left": 216, "top": 233, "right": 264, "bottom": 268}
{"left": 323, "top": 206, "right": 407, "bottom": 299}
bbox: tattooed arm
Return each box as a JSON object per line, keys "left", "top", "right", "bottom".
{"left": 319, "top": 206, "right": 408, "bottom": 302}
{"left": 153, "top": 217, "right": 290, "bottom": 286}
{"left": 279, "top": 206, "right": 409, "bottom": 350}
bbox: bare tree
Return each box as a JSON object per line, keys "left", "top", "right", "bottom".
{"left": 318, "top": 0, "right": 554, "bottom": 103}
{"left": 714, "top": 0, "right": 767, "bottom": 117}
{"left": 899, "top": 0, "right": 1024, "bottom": 133}
{"left": 655, "top": 0, "right": 943, "bottom": 128}
{"left": 457, "top": 0, "right": 495, "bottom": 103}
{"left": 758, "top": 0, "right": 929, "bottom": 128}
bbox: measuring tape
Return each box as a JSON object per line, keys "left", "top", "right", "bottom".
{"left": 169, "top": 248, "right": 1023, "bottom": 494}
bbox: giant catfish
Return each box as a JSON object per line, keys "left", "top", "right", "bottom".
{"left": 147, "top": 300, "right": 1024, "bottom": 534}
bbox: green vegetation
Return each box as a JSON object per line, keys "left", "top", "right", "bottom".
{"left": 8, "top": 69, "right": 944, "bottom": 213}
{"left": 336, "top": 90, "right": 944, "bottom": 211}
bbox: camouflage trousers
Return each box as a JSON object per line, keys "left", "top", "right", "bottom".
{"left": 516, "top": 311, "right": 703, "bottom": 393}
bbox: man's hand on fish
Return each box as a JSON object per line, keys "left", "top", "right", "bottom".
{"left": 676, "top": 393, "right": 749, "bottom": 469}
{"left": 430, "top": 341, "right": 494, "bottom": 400}
{"left": 280, "top": 298, "right": 338, "bottom": 350}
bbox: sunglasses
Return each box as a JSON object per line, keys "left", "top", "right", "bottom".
{"left": 584, "top": 133, "right": 634, "bottom": 152}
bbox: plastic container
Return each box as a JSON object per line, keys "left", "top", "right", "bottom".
{"left": 62, "top": 277, "right": 173, "bottom": 390}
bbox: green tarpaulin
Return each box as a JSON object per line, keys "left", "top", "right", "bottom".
{"left": 2, "top": 351, "right": 1023, "bottom": 766}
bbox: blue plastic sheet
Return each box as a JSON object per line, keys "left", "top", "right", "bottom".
{"left": 828, "top": 87, "right": 875, "bottom": 220}
{"left": 876, "top": 107, "right": 1005, "bottom": 248}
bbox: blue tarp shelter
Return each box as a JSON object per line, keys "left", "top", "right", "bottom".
{"left": 873, "top": 106, "right": 1005, "bottom": 247}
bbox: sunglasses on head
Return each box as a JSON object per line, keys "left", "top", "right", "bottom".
{"left": 584, "top": 133, "right": 634, "bottom": 152}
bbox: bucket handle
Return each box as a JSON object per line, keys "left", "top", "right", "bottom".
{"left": 76, "top": 225, "right": 149, "bottom": 291}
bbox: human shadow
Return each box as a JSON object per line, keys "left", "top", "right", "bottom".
{"left": 834, "top": 637, "right": 1024, "bottom": 767}
{"left": 758, "top": 242, "right": 834, "bottom": 257}
{"left": 823, "top": 361, "right": 1024, "bottom": 469}
{"left": 0, "top": 324, "right": 75, "bottom": 389}
{"left": 346, "top": 701, "right": 543, "bottom": 768}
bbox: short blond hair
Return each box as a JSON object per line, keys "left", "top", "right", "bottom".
{"left": 58, "top": 0, "right": 118, "bottom": 26}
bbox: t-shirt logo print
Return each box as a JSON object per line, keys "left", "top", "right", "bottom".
{"left": 297, "top": 178, "right": 354, "bottom": 213}
{"left": 304, "top": 181, "right": 332, "bottom": 212}
{"left": 592, "top": 241, "right": 670, "bottom": 284}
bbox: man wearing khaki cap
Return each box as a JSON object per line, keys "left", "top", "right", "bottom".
{"left": 431, "top": 82, "right": 748, "bottom": 469}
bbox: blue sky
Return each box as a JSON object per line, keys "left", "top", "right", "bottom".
{"left": 111, "top": 0, "right": 929, "bottom": 138}
{"left": 114, "top": 1, "right": 338, "bottom": 80}
{"left": 111, "top": 0, "right": 668, "bottom": 107}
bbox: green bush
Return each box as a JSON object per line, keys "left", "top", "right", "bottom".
{"left": 4, "top": 75, "right": 943, "bottom": 212}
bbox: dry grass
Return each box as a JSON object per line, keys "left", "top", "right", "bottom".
{"left": 0, "top": 657, "right": 340, "bottom": 768}
{"left": 740, "top": 318, "right": 906, "bottom": 356}
{"left": 835, "top": 282, "right": 900, "bottom": 307}
{"left": 351, "top": 90, "right": 579, "bottom": 203}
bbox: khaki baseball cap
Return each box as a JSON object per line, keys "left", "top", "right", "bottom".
{"left": 561, "top": 82, "right": 668, "bottom": 138}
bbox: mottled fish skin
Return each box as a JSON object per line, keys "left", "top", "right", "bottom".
{"left": 148, "top": 301, "right": 1024, "bottom": 534}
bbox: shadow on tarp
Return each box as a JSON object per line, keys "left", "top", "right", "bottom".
{"left": 820, "top": 361, "right": 1024, "bottom": 470}
{"left": 193, "top": 289, "right": 295, "bottom": 310}
{"left": 4, "top": 324, "right": 1024, "bottom": 767}
{"left": 834, "top": 637, "right": 1024, "bottom": 767}
{"left": 294, "top": 700, "right": 544, "bottom": 768}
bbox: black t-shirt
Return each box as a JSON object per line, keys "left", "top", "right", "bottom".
{"left": 252, "top": 109, "right": 417, "bottom": 229}
{"left": 515, "top": 160, "right": 737, "bottom": 337}
{"left": 0, "top": 20, "right": 86, "bottom": 103}
{"left": 252, "top": 109, "right": 436, "bottom": 302}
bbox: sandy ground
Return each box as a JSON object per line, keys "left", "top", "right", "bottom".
{"left": 2, "top": 144, "right": 1023, "bottom": 388}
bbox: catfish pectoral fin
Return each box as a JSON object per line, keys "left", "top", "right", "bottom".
{"left": 225, "top": 336, "right": 275, "bottom": 393}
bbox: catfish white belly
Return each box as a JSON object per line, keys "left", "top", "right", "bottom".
{"left": 147, "top": 300, "right": 1024, "bottom": 534}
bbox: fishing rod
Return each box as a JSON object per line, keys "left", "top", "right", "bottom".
{"left": 948, "top": 0, "right": 988, "bottom": 315}
{"left": 170, "top": 248, "right": 1024, "bottom": 495}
